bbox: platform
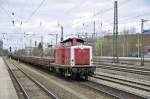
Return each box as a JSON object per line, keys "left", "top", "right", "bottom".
{"left": 0, "top": 57, "right": 18, "bottom": 99}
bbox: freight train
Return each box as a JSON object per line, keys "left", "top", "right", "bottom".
{"left": 11, "top": 36, "right": 96, "bottom": 79}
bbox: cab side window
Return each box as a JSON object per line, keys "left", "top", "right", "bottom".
{"left": 77, "top": 42, "right": 83, "bottom": 46}
{"left": 64, "top": 41, "right": 71, "bottom": 47}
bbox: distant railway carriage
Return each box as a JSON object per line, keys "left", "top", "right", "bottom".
{"left": 11, "top": 36, "right": 95, "bottom": 79}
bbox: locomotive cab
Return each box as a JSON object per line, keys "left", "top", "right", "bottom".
{"left": 55, "top": 37, "right": 93, "bottom": 66}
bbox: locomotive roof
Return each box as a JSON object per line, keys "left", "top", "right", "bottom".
{"left": 61, "top": 37, "right": 84, "bottom": 43}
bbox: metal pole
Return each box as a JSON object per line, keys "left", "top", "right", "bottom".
{"left": 115, "top": 1, "right": 119, "bottom": 63}
{"left": 141, "top": 19, "right": 144, "bottom": 66}
{"left": 113, "top": 1, "right": 119, "bottom": 63}
{"left": 101, "top": 35, "right": 104, "bottom": 56}
{"left": 93, "top": 21, "right": 95, "bottom": 39}
{"left": 41, "top": 36, "right": 43, "bottom": 57}
{"left": 61, "top": 26, "right": 63, "bottom": 41}
{"left": 35, "top": 41, "right": 37, "bottom": 47}
{"left": 51, "top": 40, "right": 52, "bottom": 56}
{"left": 112, "top": 1, "right": 115, "bottom": 63}
{"left": 82, "top": 22, "right": 84, "bottom": 37}
{"left": 85, "top": 33, "right": 88, "bottom": 43}
{"left": 56, "top": 34, "right": 58, "bottom": 46}
{"left": 137, "top": 33, "right": 140, "bottom": 57}
{"left": 30, "top": 38, "right": 32, "bottom": 56}
{"left": 100, "top": 22, "right": 103, "bottom": 56}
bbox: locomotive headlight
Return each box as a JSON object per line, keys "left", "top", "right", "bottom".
{"left": 81, "top": 47, "right": 84, "bottom": 49}
{"left": 71, "top": 59, "right": 74, "bottom": 66}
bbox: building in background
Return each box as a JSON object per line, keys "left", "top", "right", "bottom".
{"left": 93, "top": 33, "right": 150, "bottom": 57}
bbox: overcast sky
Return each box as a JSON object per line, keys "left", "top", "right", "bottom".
{"left": 0, "top": 0, "right": 150, "bottom": 50}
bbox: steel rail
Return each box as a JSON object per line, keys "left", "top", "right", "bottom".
{"left": 89, "top": 75, "right": 150, "bottom": 99}
{"left": 5, "top": 58, "right": 58, "bottom": 99}
{"left": 93, "top": 73, "right": 150, "bottom": 92}
{"left": 94, "top": 57, "right": 150, "bottom": 62}
{"left": 11, "top": 60, "right": 59, "bottom": 99}
{"left": 3, "top": 58, "right": 29, "bottom": 99}
{"left": 80, "top": 82, "right": 121, "bottom": 99}
{"left": 97, "top": 63, "right": 150, "bottom": 71}
{"left": 96, "top": 64, "right": 150, "bottom": 76}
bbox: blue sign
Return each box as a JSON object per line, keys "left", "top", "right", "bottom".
{"left": 144, "top": 29, "right": 150, "bottom": 34}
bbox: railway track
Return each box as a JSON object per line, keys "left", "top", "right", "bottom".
{"left": 4, "top": 58, "right": 58, "bottom": 99}
{"left": 96, "top": 63, "right": 150, "bottom": 76}
{"left": 94, "top": 56, "right": 150, "bottom": 62}
{"left": 89, "top": 73, "right": 150, "bottom": 98}
{"left": 8, "top": 57, "right": 149, "bottom": 99}
{"left": 79, "top": 81, "right": 144, "bottom": 99}
{"left": 93, "top": 57, "right": 150, "bottom": 66}
{"left": 93, "top": 73, "right": 150, "bottom": 91}
{"left": 11, "top": 58, "right": 133, "bottom": 99}
{"left": 10, "top": 58, "right": 116, "bottom": 99}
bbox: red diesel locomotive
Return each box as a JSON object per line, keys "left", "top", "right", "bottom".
{"left": 53, "top": 36, "right": 95, "bottom": 78}
{"left": 11, "top": 36, "right": 95, "bottom": 79}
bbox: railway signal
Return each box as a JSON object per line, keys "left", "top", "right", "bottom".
{"left": 9, "top": 46, "right": 12, "bottom": 53}
{"left": 11, "top": 12, "right": 15, "bottom": 25}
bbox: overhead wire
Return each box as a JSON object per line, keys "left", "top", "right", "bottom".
{"left": 45, "top": 0, "right": 132, "bottom": 37}
{"left": 64, "top": 0, "right": 89, "bottom": 14}
{"left": 40, "top": 0, "right": 92, "bottom": 36}
{"left": 119, "top": 11, "right": 150, "bottom": 23}
{"left": 1, "top": 0, "right": 149, "bottom": 41}
{"left": 105, "top": 10, "right": 150, "bottom": 27}
{"left": 92, "top": 11, "right": 150, "bottom": 35}
{"left": 63, "top": 0, "right": 132, "bottom": 32}
{"left": 0, "top": 2, "right": 12, "bottom": 21}
{"left": 63, "top": 0, "right": 149, "bottom": 36}
{"left": 23, "top": 0, "right": 130, "bottom": 36}
{"left": 25, "top": 0, "right": 46, "bottom": 23}
{"left": 93, "top": 0, "right": 132, "bottom": 17}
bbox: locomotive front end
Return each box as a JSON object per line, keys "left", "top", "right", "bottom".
{"left": 70, "top": 46, "right": 93, "bottom": 66}
{"left": 54, "top": 36, "right": 96, "bottom": 79}
{"left": 70, "top": 45, "right": 95, "bottom": 79}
